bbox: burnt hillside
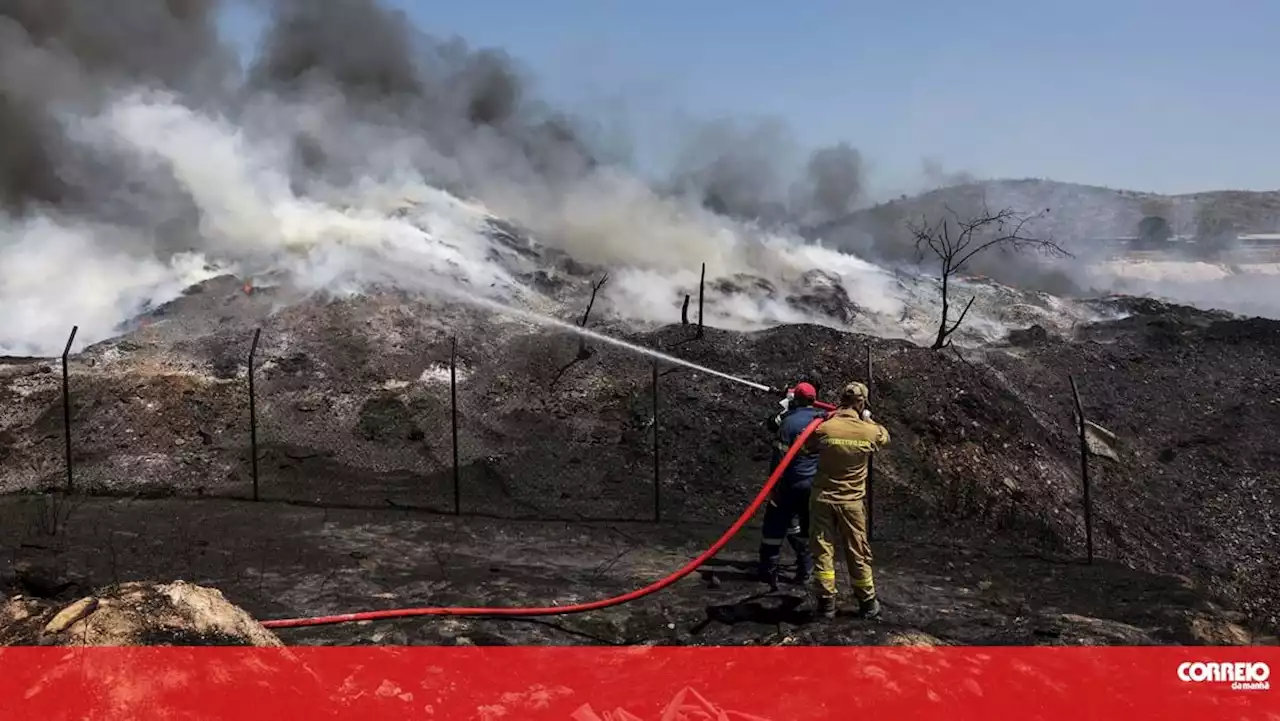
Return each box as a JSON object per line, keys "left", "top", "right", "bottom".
{"left": 1, "top": 281, "right": 1276, "bottom": 634}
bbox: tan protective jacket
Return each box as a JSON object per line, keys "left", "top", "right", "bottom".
{"left": 806, "top": 409, "right": 890, "bottom": 504}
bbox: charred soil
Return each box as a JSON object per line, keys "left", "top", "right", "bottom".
{"left": 1, "top": 286, "right": 1277, "bottom": 644}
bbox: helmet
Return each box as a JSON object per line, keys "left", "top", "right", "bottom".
{"left": 791, "top": 382, "right": 817, "bottom": 401}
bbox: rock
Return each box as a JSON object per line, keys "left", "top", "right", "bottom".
{"left": 787, "top": 270, "right": 860, "bottom": 324}
{"left": 1188, "top": 616, "right": 1252, "bottom": 645}
{"left": 2, "top": 596, "right": 36, "bottom": 624}
{"left": 711, "top": 274, "right": 778, "bottom": 299}
{"left": 16, "top": 581, "right": 282, "bottom": 647}
{"left": 1051, "top": 614, "right": 1149, "bottom": 644}
{"left": 886, "top": 631, "right": 944, "bottom": 646}
{"left": 295, "top": 400, "right": 320, "bottom": 412}
{"left": 1008, "top": 324, "right": 1051, "bottom": 347}
{"left": 44, "top": 597, "right": 99, "bottom": 633}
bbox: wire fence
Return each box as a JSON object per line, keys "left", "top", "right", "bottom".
{"left": 49, "top": 326, "right": 676, "bottom": 524}
{"left": 36, "top": 321, "right": 1105, "bottom": 563}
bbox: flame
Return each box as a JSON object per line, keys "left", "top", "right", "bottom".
{"left": 243, "top": 279, "right": 254, "bottom": 296}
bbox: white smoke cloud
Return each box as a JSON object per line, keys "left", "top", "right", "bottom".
{"left": 0, "top": 214, "right": 220, "bottom": 356}
{"left": 0, "top": 87, "right": 1108, "bottom": 358}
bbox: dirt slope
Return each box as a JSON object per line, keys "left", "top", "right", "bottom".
{"left": 986, "top": 305, "right": 1280, "bottom": 628}
{"left": 0, "top": 283, "right": 1277, "bottom": 639}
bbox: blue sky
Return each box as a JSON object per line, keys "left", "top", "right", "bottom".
{"left": 218, "top": 1, "right": 1279, "bottom": 197}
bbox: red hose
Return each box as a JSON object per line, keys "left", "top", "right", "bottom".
{"left": 259, "top": 416, "right": 825, "bottom": 629}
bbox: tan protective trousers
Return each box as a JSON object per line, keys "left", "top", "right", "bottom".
{"left": 808, "top": 497, "right": 875, "bottom": 602}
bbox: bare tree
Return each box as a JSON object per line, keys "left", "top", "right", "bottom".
{"left": 550, "top": 274, "right": 609, "bottom": 388}
{"left": 576, "top": 273, "right": 609, "bottom": 359}
{"left": 909, "top": 204, "right": 1068, "bottom": 349}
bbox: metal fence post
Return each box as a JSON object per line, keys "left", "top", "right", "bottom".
{"left": 61, "top": 326, "right": 78, "bottom": 493}
{"left": 248, "top": 328, "right": 261, "bottom": 502}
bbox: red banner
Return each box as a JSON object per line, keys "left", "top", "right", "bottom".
{"left": 0, "top": 647, "right": 1274, "bottom": 720}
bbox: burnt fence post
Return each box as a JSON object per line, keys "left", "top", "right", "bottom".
{"left": 696, "top": 263, "right": 706, "bottom": 339}
{"left": 652, "top": 359, "right": 661, "bottom": 523}
{"left": 1069, "top": 375, "right": 1094, "bottom": 565}
{"left": 62, "top": 326, "right": 78, "bottom": 493}
{"left": 865, "top": 344, "right": 875, "bottom": 541}
{"left": 248, "top": 328, "right": 261, "bottom": 502}
{"left": 451, "top": 335, "right": 461, "bottom": 516}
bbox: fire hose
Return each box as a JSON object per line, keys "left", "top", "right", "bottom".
{"left": 259, "top": 409, "right": 827, "bottom": 630}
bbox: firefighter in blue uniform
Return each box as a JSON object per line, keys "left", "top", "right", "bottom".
{"left": 757, "top": 381, "right": 823, "bottom": 589}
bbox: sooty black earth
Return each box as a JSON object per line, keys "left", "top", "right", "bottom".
{"left": 0, "top": 496, "right": 1263, "bottom": 646}
{"left": 1, "top": 279, "right": 1278, "bottom": 646}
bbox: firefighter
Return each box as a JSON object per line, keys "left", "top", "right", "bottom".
{"left": 757, "top": 382, "right": 822, "bottom": 589}
{"left": 805, "top": 381, "right": 889, "bottom": 620}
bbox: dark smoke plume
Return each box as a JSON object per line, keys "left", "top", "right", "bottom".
{"left": 246, "top": 0, "right": 597, "bottom": 196}
{"left": 249, "top": 0, "right": 423, "bottom": 99}
{"left": 795, "top": 141, "right": 865, "bottom": 223}
{"left": 662, "top": 120, "right": 868, "bottom": 230}
{"left": 665, "top": 118, "right": 796, "bottom": 224}
{"left": 0, "top": 0, "right": 232, "bottom": 214}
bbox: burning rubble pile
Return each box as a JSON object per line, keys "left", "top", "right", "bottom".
{"left": 1, "top": 267, "right": 1277, "bottom": 640}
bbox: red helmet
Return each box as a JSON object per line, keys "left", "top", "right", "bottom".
{"left": 791, "top": 382, "right": 817, "bottom": 401}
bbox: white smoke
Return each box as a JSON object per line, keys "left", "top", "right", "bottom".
{"left": 0, "top": 88, "right": 1104, "bottom": 357}
{"left": 0, "top": 214, "right": 219, "bottom": 356}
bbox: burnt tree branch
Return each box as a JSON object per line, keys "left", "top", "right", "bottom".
{"left": 908, "top": 202, "right": 1068, "bottom": 350}
{"left": 580, "top": 273, "right": 610, "bottom": 327}
{"left": 946, "top": 295, "right": 977, "bottom": 337}
{"left": 576, "top": 273, "right": 609, "bottom": 359}
{"left": 696, "top": 262, "right": 706, "bottom": 339}
{"left": 552, "top": 274, "right": 609, "bottom": 389}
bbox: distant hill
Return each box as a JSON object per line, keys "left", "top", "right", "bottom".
{"left": 810, "top": 179, "right": 1280, "bottom": 255}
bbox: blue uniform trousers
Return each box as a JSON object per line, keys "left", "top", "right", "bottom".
{"left": 757, "top": 483, "right": 813, "bottom": 583}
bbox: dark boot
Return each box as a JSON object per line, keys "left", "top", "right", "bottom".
{"left": 756, "top": 550, "right": 781, "bottom": 591}
{"left": 858, "top": 597, "right": 882, "bottom": 620}
{"left": 792, "top": 553, "right": 813, "bottom": 586}
{"left": 814, "top": 596, "right": 837, "bottom": 620}
{"left": 786, "top": 534, "right": 812, "bottom": 586}
{"left": 760, "top": 565, "right": 780, "bottom": 591}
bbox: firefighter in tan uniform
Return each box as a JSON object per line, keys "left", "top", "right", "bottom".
{"left": 805, "top": 381, "right": 889, "bottom": 620}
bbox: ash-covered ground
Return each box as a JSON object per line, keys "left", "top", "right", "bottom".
{"left": 2, "top": 241, "right": 1278, "bottom": 644}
